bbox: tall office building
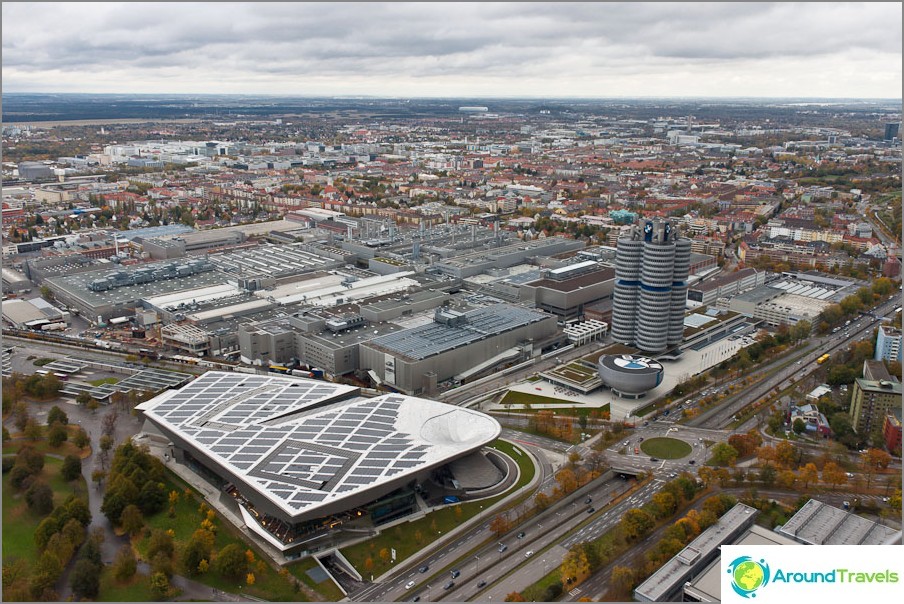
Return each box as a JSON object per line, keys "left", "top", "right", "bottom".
{"left": 612, "top": 219, "right": 691, "bottom": 353}
{"left": 884, "top": 122, "right": 899, "bottom": 141}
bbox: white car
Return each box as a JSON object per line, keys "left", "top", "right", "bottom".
{"left": 406, "top": 581, "right": 416, "bottom": 590}
{"left": 525, "top": 550, "right": 534, "bottom": 558}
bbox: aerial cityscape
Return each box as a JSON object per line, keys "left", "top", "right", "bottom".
{"left": 1, "top": 2, "right": 902, "bottom": 603}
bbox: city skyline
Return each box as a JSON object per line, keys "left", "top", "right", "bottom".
{"left": 2, "top": 2, "right": 902, "bottom": 99}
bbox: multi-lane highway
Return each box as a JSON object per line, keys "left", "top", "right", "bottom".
{"left": 688, "top": 298, "right": 900, "bottom": 430}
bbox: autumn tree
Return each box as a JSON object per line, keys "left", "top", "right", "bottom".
{"left": 379, "top": 547, "right": 391, "bottom": 564}
{"left": 620, "top": 508, "right": 655, "bottom": 541}
{"left": 777, "top": 469, "right": 797, "bottom": 489}
{"left": 504, "top": 592, "right": 525, "bottom": 601}
{"left": 821, "top": 462, "right": 847, "bottom": 489}
{"left": 560, "top": 545, "right": 591, "bottom": 587}
{"left": 489, "top": 514, "right": 510, "bottom": 538}
{"left": 798, "top": 463, "right": 819, "bottom": 489}
{"left": 711, "top": 442, "right": 739, "bottom": 466}
{"left": 555, "top": 467, "right": 578, "bottom": 495}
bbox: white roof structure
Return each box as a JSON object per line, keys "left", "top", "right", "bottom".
{"left": 137, "top": 372, "right": 500, "bottom": 522}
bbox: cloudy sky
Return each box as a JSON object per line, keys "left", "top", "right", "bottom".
{"left": 2, "top": 2, "right": 901, "bottom": 98}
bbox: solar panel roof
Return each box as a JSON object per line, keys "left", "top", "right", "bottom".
{"left": 137, "top": 372, "right": 501, "bottom": 520}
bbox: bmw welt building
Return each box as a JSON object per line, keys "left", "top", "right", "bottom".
{"left": 137, "top": 371, "right": 501, "bottom": 553}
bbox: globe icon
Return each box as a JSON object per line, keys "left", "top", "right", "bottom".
{"left": 733, "top": 560, "right": 765, "bottom": 593}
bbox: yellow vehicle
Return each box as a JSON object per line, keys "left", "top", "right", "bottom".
{"left": 816, "top": 354, "right": 830, "bottom": 365}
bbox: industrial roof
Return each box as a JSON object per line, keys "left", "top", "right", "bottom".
{"left": 777, "top": 499, "right": 901, "bottom": 545}
{"left": 366, "top": 304, "right": 551, "bottom": 361}
{"left": 137, "top": 372, "right": 500, "bottom": 519}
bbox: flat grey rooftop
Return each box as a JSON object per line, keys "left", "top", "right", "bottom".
{"left": 777, "top": 498, "right": 901, "bottom": 545}
{"left": 366, "top": 304, "right": 550, "bottom": 361}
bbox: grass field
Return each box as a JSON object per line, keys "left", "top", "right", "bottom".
{"left": 639, "top": 437, "right": 692, "bottom": 459}
{"left": 88, "top": 377, "right": 120, "bottom": 386}
{"left": 4, "top": 426, "right": 91, "bottom": 459}
{"left": 286, "top": 557, "right": 346, "bottom": 601}
{"left": 2, "top": 456, "right": 87, "bottom": 565}
{"left": 500, "top": 390, "right": 582, "bottom": 407}
{"left": 520, "top": 568, "right": 562, "bottom": 602}
{"left": 98, "top": 569, "right": 155, "bottom": 602}
{"left": 340, "top": 439, "right": 536, "bottom": 578}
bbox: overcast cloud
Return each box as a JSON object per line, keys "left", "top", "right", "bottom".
{"left": 2, "top": 2, "right": 901, "bottom": 98}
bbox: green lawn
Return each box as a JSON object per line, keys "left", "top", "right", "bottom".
{"left": 501, "top": 390, "right": 583, "bottom": 407}
{"left": 4, "top": 428, "right": 91, "bottom": 459}
{"left": 88, "top": 377, "right": 120, "bottom": 386}
{"left": 98, "top": 569, "right": 156, "bottom": 602}
{"left": 286, "top": 557, "right": 346, "bottom": 601}
{"left": 639, "top": 437, "right": 692, "bottom": 459}
{"left": 2, "top": 456, "right": 87, "bottom": 565}
{"left": 520, "top": 567, "right": 562, "bottom": 602}
{"left": 340, "top": 440, "right": 536, "bottom": 578}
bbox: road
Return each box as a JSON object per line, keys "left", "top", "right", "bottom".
{"left": 688, "top": 298, "right": 900, "bottom": 430}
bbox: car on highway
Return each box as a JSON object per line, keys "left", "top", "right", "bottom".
{"left": 497, "top": 544, "right": 507, "bottom": 553}
{"left": 418, "top": 565, "right": 429, "bottom": 573}
{"left": 477, "top": 580, "right": 487, "bottom": 588}
{"left": 406, "top": 581, "right": 416, "bottom": 590}
{"left": 587, "top": 507, "right": 595, "bottom": 514}
{"left": 517, "top": 531, "right": 526, "bottom": 539}
{"left": 650, "top": 457, "right": 659, "bottom": 462}
{"left": 412, "top": 597, "right": 420, "bottom": 602}
{"left": 638, "top": 436, "right": 644, "bottom": 441}
{"left": 451, "top": 569, "right": 461, "bottom": 579}
{"left": 444, "top": 581, "right": 455, "bottom": 590}
{"left": 584, "top": 497, "right": 593, "bottom": 504}
{"left": 525, "top": 550, "right": 534, "bottom": 558}
{"left": 689, "top": 460, "right": 696, "bottom": 465}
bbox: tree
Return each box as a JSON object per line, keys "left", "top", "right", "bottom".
{"left": 777, "top": 469, "right": 797, "bottom": 489}
{"left": 620, "top": 508, "right": 655, "bottom": 541}
{"left": 25, "top": 481, "right": 55, "bottom": 515}
{"left": 489, "top": 514, "right": 510, "bottom": 538}
{"left": 214, "top": 544, "right": 248, "bottom": 579}
{"left": 651, "top": 492, "right": 677, "bottom": 519}
{"left": 798, "top": 463, "right": 819, "bottom": 488}
{"left": 47, "top": 405, "right": 69, "bottom": 426}
{"left": 113, "top": 544, "right": 138, "bottom": 581}
{"left": 611, "top": 566, "right": 636, "bottom": 593}
{"left": 183, "top": 529, "right": 215, "bottom": 576}
{"left": 363, "top": 557, "right": 374, "bottom": 572}
{"left": 61, "top": 454, "right": 82, "bottom": 481}
{"left": 775, "top": 441, "right": 798, "bottom": 468}
{"left": 120, "top": 504, "right": 144, "bottom": 537}
{"left": 91, "top": 469, "right": 106, "bottom": 487}
{"left": 72, "top": 427, "right": 90, "bottom": 449}
{"left": 246, "top": 572, "right": 256, "bottom": 586}
{"left": 534, "top": 492, "right": 551, "bottom": 511}
{"left": 711, "top": 442, "right": 739, "bottom": 466}
{"left": 147, "top": 528, "right": 175, "bottom": 561}
{"left": 101, "top": 409, "right": 119, "bottom": 437}
{"left": 197, "top": 558, "right": 210, "bottom": 574}
{"left": 99, "top": 434, "right": 114, "bottom": 456}
{"left": 792, "top": 418, "right": 807, "bottom": 434}
{"left": 149, "top": 572, "right": 171, "bottom": 598}
{"left": 758, "top": 464, "right": 777, "bottom": 487}
{"left": 860, "top": 448, "right": 892, "bottom": 488}
{"left": 555, "top": 467, "right": 578, "bottom": 494}
{"left": 561, "top": 545, "right": 591, "bottom": 586}
{"left": 70, "top": 558, "right": 101, "bottom": 599}
{"left": 504, "top": 592, "right": 526, "bottom": 602}
{"left": 24, "top": 418, "right": 43, "bottom": 441}
{"left": 821, "top": 461, "right": 847, "bottom": 489}
{"left": 379, "top": 547, "right": 391, "bottom": 564}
